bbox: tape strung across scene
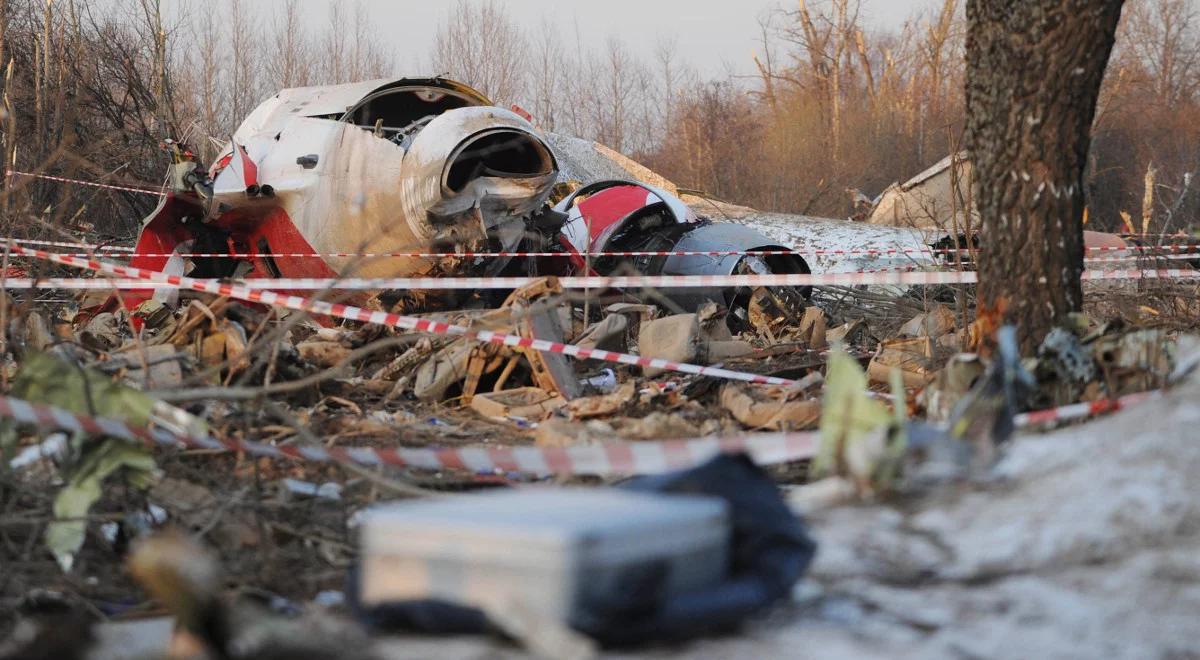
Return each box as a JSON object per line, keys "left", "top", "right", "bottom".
{"left": 12, "top": 243, "right": 1200, "bottom": 260}
{"left": 6, "top": 237, "right": 135, "bottom": 251}
{"left": 4, "top": 268, "right": 1198, "bottom": 291}
{"left": 6, "top": 169, "right": 164, "bottom": 197}
{"left": 4, "top": 243, "right": 800, "bottom": 387}
{"left": 0, "top": 394, "right": 818, "bottom": 476}
{"left": 0, "top": 390, "right": 1156, "bottom": 477}
{"left": 1012, "top": 390, "right": 1158, "bottom": 427}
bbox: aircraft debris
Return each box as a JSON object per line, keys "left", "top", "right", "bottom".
{"left": 868, "top": 337, "right": 938, "bottom": 388}
{"left": 114, "top": 77, "right": 817, "bottom": 328}
{"left": 720, "top": 384, "right": 821, "bottom": 430}
{"left": 468, "top": 387, "right": 566, "bottom": 423}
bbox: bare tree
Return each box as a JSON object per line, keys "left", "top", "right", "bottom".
{"left": 594, "top": 37, "right": 639, "bottom": 153}
{"left": 967, "top": 0, "right": 1126, "bottom": 349}
{"left": 266, "top": 0, "right": 310, "bottom": 89}
{"left": 916, "top": 0, "right": 964, "bottom": 159}
{"left": 653, "top": 37, "right": 690, "bottom": 145}
{"left": 430, "top": 0, "right": 528, "bottom": 103}
{"left": 1121, "top": 0, "right": 1200, "bottom": 105}
{"left": 320, "top": 2, "right": 348, "bottom": 83}
{"left": 776, "top": 0, "right": 863, "bottom": 164}
{"left": 226, "top": 0, "right": 259, "bottom": 122}
{"left": 528, "top": 18, "right": 564, "bottom": 130}
{"left": 192, "top": 2, "right": 224, "bottom": 151}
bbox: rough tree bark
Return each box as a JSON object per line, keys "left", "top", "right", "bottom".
{"left": 966, "top": 0, "right": 1125, "bottom": 351}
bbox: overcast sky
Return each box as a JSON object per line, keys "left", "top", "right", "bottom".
{"left": 193, "top": 0, "right": 932, "bottom": 77}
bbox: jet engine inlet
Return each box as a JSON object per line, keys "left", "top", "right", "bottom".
{"left": 444, "top": 128, "right": 556, "bottom": 193}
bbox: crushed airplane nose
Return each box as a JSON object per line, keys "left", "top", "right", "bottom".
{"left": 125, "top": 77, "right": 558, "bottom": 308}
{"left": 116, "top": 76, "right": 908, "bottom": 326}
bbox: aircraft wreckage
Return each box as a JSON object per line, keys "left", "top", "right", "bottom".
{"left": 122, "top": 76, "right": 957, "bottom": 328}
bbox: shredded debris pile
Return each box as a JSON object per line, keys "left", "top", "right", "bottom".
{"left": 1, "top": 262, "right": 1197, "bottom": 658}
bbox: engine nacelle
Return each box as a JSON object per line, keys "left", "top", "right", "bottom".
{"left": 130, "top": 78, "right": 558, "bottom": 296}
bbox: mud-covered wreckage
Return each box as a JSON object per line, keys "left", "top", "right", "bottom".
{"left": 123, "top": 77, "right": 942, "bottom": 327}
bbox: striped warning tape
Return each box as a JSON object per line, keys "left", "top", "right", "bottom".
{"left": 4, "top": 268, "right": 1195, "bottom": 292}
{"left": 11, "top": 248, "right": 1200, "bottom": 264}
{"left": 1013, "top": 390, "right": 1158, "bottom": 427}
{"left": 6, "top": 238, "right": 135, "bottom": 252}
{"left": 0, "top": 388, "right": 1159, "bottom": 477}
{"left": 0, "top": 394, "right": 818, "bottom": 476}
{"left": 6, "top": 169, "right": 164, "bottom": 196}
{"left": 20, "top": 244, "right": 1200, "bottom": 260}
{"left": 1, "top": 269, "right": 1197, "bottom": 292}
{"left": 1083, "top": 252, "right": 1200, "bottom": 263}
{"left": 4, "top": 243, "right": 799, "bottom": 387}
{"left": 0, "top": 271, "right": 951, "bottom": 291}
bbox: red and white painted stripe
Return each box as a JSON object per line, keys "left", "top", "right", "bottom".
{"left": 4, "top": 243, "right": 798, "bottom": 387}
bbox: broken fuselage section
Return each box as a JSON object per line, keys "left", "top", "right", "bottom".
{"left": 126, "top": 76, "right": 811, "bottom": 326}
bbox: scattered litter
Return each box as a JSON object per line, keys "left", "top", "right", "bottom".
{"left": 614, "top": 411, "right": 702, "bottom": 440}
{"left": 314, "top": 591, "right": 346, "bottom": 608}
{"left": 566, "top": 381, "right": 635, "bottom": 420}
{"left": 868, "top": 337, "right": 937, "bottom": 388}
{"left": 8, "top": 432, "right": 68, "bottom": 470}
{"left": 574, "top": 314, "right": 628, "bottom": 352}
{"left": 920, "top": 353, "right": 985, "bottom": 421}
{"left": 469, "top": 387, "right": 567, "bottom": 423}
{"left": 121, "top": 344, "right": 185, "bottom": 388}
{"left": 826, "top": 319, "right": 865, "bottom": 346}
{"left": 413, "top": 340, "right": 474, "bottom": 402}
{"left": 534, "top": 418, "right": 621, "bottom": 447}
{"left": 721, "top": 384, "right": 821, "bottom": 430}
{"left": 297, "top": 339, "right": 351, "bottom": 368}
{"left": 1039, "top": 326, "right": 1096, "bottom": 384}
{"left": 639, "top": 310, "right": 738, "bottom": 376}
{"left": 78, "top": 311, "right": 122, "bottom": 351}
{"left": 283, "top": 478, "right": 343, "bottom": 501}
{"left": 579, "top": 368, "right": 618, "bottom": 393}
{"left": 899, "top": 304, "right": 957, "bottom": 338}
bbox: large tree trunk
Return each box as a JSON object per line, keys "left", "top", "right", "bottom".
{"left": 966, "top": 0, "right": 1125, "bottom": 352}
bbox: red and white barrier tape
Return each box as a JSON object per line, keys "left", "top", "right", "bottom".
{"left": 6, "top": 169, "right": 164, "bottom": 196}
{"left": 2, "top": 268, "right": 1197, "bottom": 293}
{"left": 23, "top": 244, "right": 1200, "bottom": 260}
{"left": 5, "top": 243, "right": 798, "bottom": 387}
{"left": 1085, "top": 252, "right": 1200, "bottom": 263}
{"left": 1013, "top": 390, "right": 1158, "bottom": 427}
{"left": 0, "top": 279, "right": 158, "bottom": 290}
{"left": 7, "top": 268, "right": 1195, "bottom": 292}
{"left": 0, "top": 388, "right": 1159, "bottom": 476}
{"left": 0, "top": 394, "right": 817, "bottom": 476}
{"left": 7, "top": 238, "right": 135, "bottom": 252}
